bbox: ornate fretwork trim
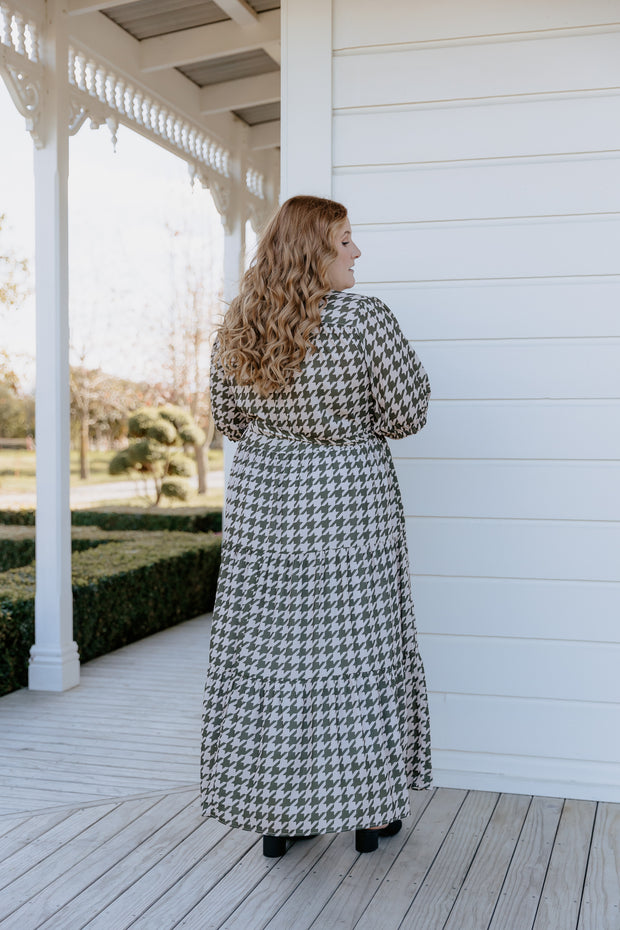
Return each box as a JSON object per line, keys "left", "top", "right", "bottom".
{"left": 0, "top": 3, "right": 43, "bottom": 146}
{"left": 68, "top": 46, "right": 232, "bottom": 180}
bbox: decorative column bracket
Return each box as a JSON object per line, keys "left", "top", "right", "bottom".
{"left": 0, "top": 4, "right": 43, "bottom": 147}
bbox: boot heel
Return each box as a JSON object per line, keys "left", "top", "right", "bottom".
{"left": 263, "top": 835, "right": 288, "bottom": 857}
{"left": 355, "top": 829, "right": 379, "bottom": 853}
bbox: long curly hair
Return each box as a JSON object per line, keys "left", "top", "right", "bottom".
{"left": 215, "top": 195, "right": 348, "bottom": 396}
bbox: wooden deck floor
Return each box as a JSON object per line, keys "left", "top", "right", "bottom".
{"left": 1, "top": 616, "right": 619, "bottom": 930}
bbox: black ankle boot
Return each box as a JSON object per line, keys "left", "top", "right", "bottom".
{"left": 355, "top": 829, "right": 379, "bottom": 853}
{"left": 263, "top": 835, "right": 288, "bottom": 857}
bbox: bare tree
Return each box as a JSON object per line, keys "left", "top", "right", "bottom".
{"left": 161, "top": 223, "right": 221, "bottom": 494}
{"left": 0, "top": 213, "right": 29, "bottom": 313}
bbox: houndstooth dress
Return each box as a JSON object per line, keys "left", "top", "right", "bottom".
{"left": 200, "top": 290, "right": 432, "bottom": 836}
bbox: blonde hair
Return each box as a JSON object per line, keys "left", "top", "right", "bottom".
{"left": 215, "top": 195, "right": 348, "bottom": 396}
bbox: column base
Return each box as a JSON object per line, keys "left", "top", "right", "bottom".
{"left": 28, "top": 642, "right": 80, "bottom": 691}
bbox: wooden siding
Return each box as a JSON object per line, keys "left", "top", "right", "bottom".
{"left": 330, "top": 0, "right": 620, "bottom": 800}
{"left": 1, "top": 617, "right": 619, "bottom": 929}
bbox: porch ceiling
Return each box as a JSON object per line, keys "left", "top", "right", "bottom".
{"left": 66, "top": 0, "right": 281, "bottom": 152}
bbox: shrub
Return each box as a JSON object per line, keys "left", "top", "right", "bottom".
{"left": 0, "top": 507, "right": 223, "bottom": 533}
{"left": 0, "top": 531, "right": 221, "bottom": 696}
{"left": 0, "top": 525, "right": 116, "bottom": 572}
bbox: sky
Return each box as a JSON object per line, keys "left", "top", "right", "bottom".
{"left": 0, "top": 79, "right": 225, "bottom": 391}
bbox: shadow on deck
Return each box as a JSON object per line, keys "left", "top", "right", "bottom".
{"left": 0, "top": 616, "right": 618, "bottom": 929}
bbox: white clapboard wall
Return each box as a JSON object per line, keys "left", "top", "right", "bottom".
{"left": 282, "top": 0, "right": 620, "bottom": 801}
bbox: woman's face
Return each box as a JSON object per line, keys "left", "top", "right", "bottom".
{"left": 326, "top": 219, "right": 362, "bottom": 291}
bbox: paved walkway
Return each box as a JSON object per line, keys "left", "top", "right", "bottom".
{"left": 0, "top": 471, "right": 224, "bottom": 510}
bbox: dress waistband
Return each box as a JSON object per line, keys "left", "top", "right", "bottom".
{"left": 246, "top": 422, "right": 375, "bottom": 447}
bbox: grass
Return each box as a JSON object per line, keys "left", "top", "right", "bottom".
{"left": 73, "top": 487, "right": 225, "bottom": 510}
{"left": 0, "top": 448, "right": 224, "bottom": 494}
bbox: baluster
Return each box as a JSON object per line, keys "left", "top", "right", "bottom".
{"left": 13, "top": 12, "right": 25, "bottom": 55}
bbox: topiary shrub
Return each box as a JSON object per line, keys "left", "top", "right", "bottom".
{"left": 109, "top": 405, "right": 206, "bottom": 505}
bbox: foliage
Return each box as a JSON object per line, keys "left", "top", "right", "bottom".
{"left": 0, "top": 525, "right": 114, "bottom": 571}
{"left": 0, "top": 214, "right": 30, "bottom": 313}
{"left": 0, "top": 530, "right": 222, "bottom": 696}
{"left": 0, "top": 506, "right": 222, "bottom": 533}
{"left": 0, "top": 380, "right": 35, "bottom": 439}
{"left": 69, "top": 364, "right": 152, "bottom": 479}
{"left": 109, "top": 405, "right": 205, "bottom": 504}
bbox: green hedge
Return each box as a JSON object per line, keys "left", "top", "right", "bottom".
{"left": 71, "top": 506, "right": 222, "bottom": 533}
{"left": 0, "top": 525, "right": 115, "bottom": 572}
{"left": 0, "top": 507, "right": 222, "bottom": 533}
{"left": 0, "top": 531, "right": 221, "bottom": 697}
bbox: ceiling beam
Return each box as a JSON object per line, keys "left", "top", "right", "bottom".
{"left": 140, "top": 9, "right": 280, "bottom": 73}
{"left": 250, "top": 120, "right": 280, "bottom": 150}
{"left": 67, "top": 0, "right": 139, "bottom": 13}
{"left": 213, "top": 0, "right": 258, "bottom": 27}
{"left": 200, "top": 71, "right": 279, "bottom": 115}
{"left": 262, "top": 40, "right": 281, "bottom": 65}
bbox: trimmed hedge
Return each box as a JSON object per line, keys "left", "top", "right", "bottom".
{"left": 0, "top": 531, "right": 221, "bottom": 697}
{"left": 0, "top": 507, "right": 222, "bottom": 533}
{"left": 0, "top": 525, "right": 115, "bottom": 572}
{"left": 71, "top": 506, "right": 222, "bottom": 533}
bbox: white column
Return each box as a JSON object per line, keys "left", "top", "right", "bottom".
{"left": 221, "top": 121, "right": 249, "bottom": 497}
{"left": 281, "top": 0, "right": 332, "bottom": 199}
{"left": 29, "top": 0, "right": 79, "bottom": 691}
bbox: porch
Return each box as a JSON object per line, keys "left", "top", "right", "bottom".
{"left": 0, "top": 616, "right": 617, "bottom": 930}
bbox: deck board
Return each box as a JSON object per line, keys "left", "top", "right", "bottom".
{"left": 1, "top": 615, "right": 619, "bottom": 930}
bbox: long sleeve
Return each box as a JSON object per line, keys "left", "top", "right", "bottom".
{"left": 362, "top": 297, "right": 430, "bottom": 439}
{"left": 210, "top": 345, "right": 251, "bottom": 441}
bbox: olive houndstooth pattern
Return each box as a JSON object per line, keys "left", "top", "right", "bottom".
{"left": 200, "top": 291, "right": 432, "bottom": 836}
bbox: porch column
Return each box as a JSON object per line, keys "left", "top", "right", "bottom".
{"left": 29, "top": 0, "right": 79, "bottom": 691}
{"left": 221, "top": 121, "right": 249, "bottom": 494}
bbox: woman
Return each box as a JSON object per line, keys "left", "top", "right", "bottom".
{"left": 200, "top": 195, "right": 431, "bottom": 857}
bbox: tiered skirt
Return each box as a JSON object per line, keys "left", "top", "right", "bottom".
{"left": 200, "top": 430, "right": 431, "bottom": 835}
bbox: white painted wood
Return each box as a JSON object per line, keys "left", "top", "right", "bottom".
{"left": 398, "top": 460, "right": 620, "bottom": 520}
{"left": 333, "top": 0, "right": 620, "bottom": 50}
{"left": 421, "top": 636, "right": 620, "bottom": 704}
{"left": 250, "top": 119, "right": 280, "bottom": 150}
{"left": 200, "top": 71, "right": 280, "bottom": 115}
{"left": 413, "top": 576, "right": 620, "bottom": 644}
{"left": 333, "top": 93, "right": 620, "bottom": 167}
{"left": 336, "top": 155, "right": 620, "bottom": 223}
{"left": 406, "top": 339, "right": 620, "bottom": 400}
{"left": 435, "top": 747, "right": 620, "bottom": 803}
{"left": 214, "top": 0, "right": 259, "bottom": 27}
{"left": 407, "top": 517, "right": 620, "bottom": 581}
{"left": 429, "top": 694, "right": 620, "bottom": 765}
{"left": 397, "top": 400, "right": 620, "bottom": 460}
{"left": 29, "top": 0, "right": 79, "bottom": 692}
{"left": 355, "top": 217, "right": 620, "bottom": 283}
{"left": 364, "top": 279, "right": 620, "bottom": 341}
{"left": 280, "top": 0, "right": 332, "bottom": 198}
{"left": 67, "top": 0, "right": 133, "bottom": 13}
{"left": 68, "top": 11, "right": 237, "bottom": 149}
{"left": 403, "top": 405, "right": 616, "bottom": 467}
{"left": 139, "top": 9, "right": 281, "bottom": 72}
{"left": 334, "top": 31, "right": 620, "bottom": 109}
